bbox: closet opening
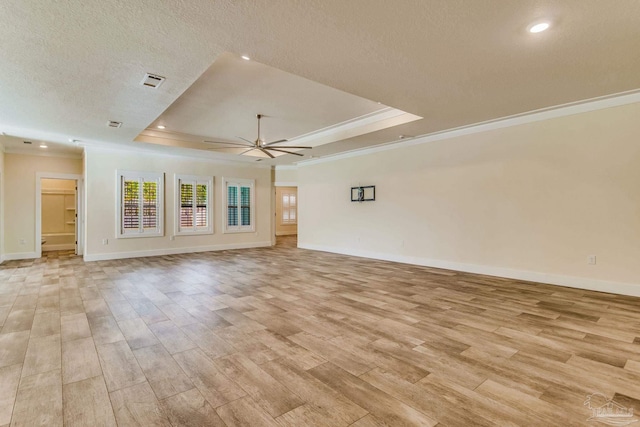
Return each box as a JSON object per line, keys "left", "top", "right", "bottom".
{"left": 36, "top": 172, "right": 83, "bottom": 258}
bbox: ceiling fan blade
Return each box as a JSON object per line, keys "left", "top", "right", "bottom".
{"left": 207, "top": 147, "right": 257, "bottom": 157}
{"left": 266, "top": 145, "right": 311, "bottom": 149}
{"left": 203, "top": 140, "right": 253, "bottom": 147}
{"left": 259, "top": 148, "right": 275, "bottom": 158}
{"left": 263, "top": 139, "right": 288, "bottom": 146}
{"left": 266, "top": 148, "right": 305, "bottom": 157}
{"left": 237, "top": 137, "right": 257, "bottom": 146}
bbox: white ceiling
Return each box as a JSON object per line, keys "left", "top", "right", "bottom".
{"left": 0, "top": 1, "right": 639, "bottom": 163}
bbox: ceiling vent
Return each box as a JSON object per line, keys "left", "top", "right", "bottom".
{"left": 108, "top": 121, "right": 123, "bottom": 128}
{"left": 140, "top": 73, "right": 165, "bottom": 88}
{"left": 23, "top": 140, "right": 32, "bottom": 144}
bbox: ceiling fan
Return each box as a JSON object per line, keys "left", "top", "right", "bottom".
{"left": 204, "top": 114, "right": 311, "bottom": 159}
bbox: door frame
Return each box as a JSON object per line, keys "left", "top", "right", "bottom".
{"left": 35, "top": 172, "right": 84, "bottom": 257}
{"left": 274, "top": 184, "right": 298, "bottom": 237}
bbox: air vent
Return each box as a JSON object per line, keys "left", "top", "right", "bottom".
{"left": 23, "top": 140, "right": 32, "bottom": 144}
{"left": 108, "top": 121, "right": 123, "bottom": 128}
{"left": 140, "top": 73, "right": 165, "bottom": 88}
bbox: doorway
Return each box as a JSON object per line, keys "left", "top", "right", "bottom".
{"left": 275, "top": 186, "right": 297, "bottom": 237}
{"left": 36, "top": 173, "right": 83, "bottom": 257}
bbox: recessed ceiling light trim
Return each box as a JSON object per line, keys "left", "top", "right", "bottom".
{"left": 241, "top": 55, "right": 251, "bottom": 61}
{"left": 157, "top": 125, "right": 166, "bottom": 129}
{"left": 528, "top": 22, "right": 550, "bottom": 33}
{"left": 39, "top": 143, "right": 48, "bottom": 148}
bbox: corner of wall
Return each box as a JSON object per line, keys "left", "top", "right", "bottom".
{"left": 0, "top": 144, "right": 5, "bottom": 261}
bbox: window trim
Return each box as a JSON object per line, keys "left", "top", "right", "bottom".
{"left": 223, "top": 177, "right": 255, "bottom": 233}
{"left": 174, "top": 174, "right": 214, "bottom": 236}
{"left": 116, "top": 170, "right": 164, "bottom": 239}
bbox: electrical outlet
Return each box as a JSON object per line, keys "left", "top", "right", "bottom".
{"left": 587, "top": 255, "right": 596, "bottom": 265}
{"left": 170, "top": 235, "right": 175, "bottom": 241}
{"left": 102, "top": 238, "right": 108, "bottom": 245}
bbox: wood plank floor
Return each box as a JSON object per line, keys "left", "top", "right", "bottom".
{"left": 1, "top": 235, "right": 639, "bottom": 426}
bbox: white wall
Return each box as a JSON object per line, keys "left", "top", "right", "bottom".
{"left": 3, "top": 153, "right": 82, "bottom": 258}
{"left": 298, "top": 101, "right": 640, "bottom": 296}
{"left": 84, "top": 147, "right": 272, "bottom": 261}
{"left": 0, "top": 146, "right": 4, "bottom": 260}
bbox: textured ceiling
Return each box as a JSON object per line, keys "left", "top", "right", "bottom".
{"left": 0, "top": 0, "right": 639, "bottom": 164}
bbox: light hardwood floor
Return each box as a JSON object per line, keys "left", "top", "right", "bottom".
{"left": 1, "top": 236, "right": 639, "bottom": 426}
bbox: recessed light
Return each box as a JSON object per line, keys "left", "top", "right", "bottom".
{"left": 241, "top": 55, "right": 251, "bottom": 61}
{"left": 529, "top": 22, "right": 550, "bottom": 33}
{"left": 39, "top": 143, "right": 48, "bottom": 149}
{"left": 157, "top": 125, "right": 166, "bottom": 129}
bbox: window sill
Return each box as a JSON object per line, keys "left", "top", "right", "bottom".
{"left": 223, "top": 228, "right": 255, "bottom": 234}
{"left": 117, "top": 232, "right": 164, "bottom": 239}
{"left": 174, "top": 230, "right": 214, "bottom": 237}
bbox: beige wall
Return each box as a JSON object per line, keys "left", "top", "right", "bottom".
{"left": 275, "top": 186, "right": 298, "bottom": 236}
{"left": 42, "top": 178, "right": 76, "bottom": 191}
{"left": 4, "top": 154, "right": 82, "bottom": 255}
{"left": 84, "top": 148, "right": 272, "bottom": 260}
{"left": 298, "top": 101, "right": 640, "bottom": 294}
{"left": 274, "top": 167, "right": 297, "bottom": 185}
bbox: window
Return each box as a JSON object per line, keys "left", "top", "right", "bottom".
{"left": 175, "top": 175, "right": 213, "bottom": 235}
{"left": 117, "top": 171, "right": 164, "bottom": 238}
{"left": 281, "top": 190, "right": 297, "bottom": 225}
{"left": 223, "top": 178, "right": 255, "bottom": 233}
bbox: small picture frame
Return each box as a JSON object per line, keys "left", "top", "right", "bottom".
{"left": 351, "top": 185, "right": 375, "bottom": 202}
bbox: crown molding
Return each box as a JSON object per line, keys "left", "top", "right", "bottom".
{"left": 83, "top": 144, "right": 271, "bottom": 168}
{"left": 282, "top": 107, "right": 421, "bottom": 148}
{"left": 298, "top": 88, "right": 640, "bottom": 167}
{"left": 3, "top": 146, "right": 82, "bottom": 159}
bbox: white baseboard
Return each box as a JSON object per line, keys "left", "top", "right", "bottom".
{"left": 43, "top": 244, "right": 75, "bottom": 251}
{"left": 83, "top": 241, "right": 273, "bottom": 262}
{"left": 2, "top": 252, "right": 39, "bottom": 261}
{"left": 298, "top": 243, "right": 640, "bottom": 298}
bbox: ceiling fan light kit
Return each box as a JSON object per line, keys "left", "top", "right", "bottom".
{"left": 204, "top": 114, "right": 311, "bottom": 159}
